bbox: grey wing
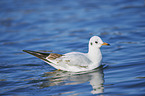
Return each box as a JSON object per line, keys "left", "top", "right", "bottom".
{"left": 56, "top": 53, "right": 92, "bottom": 67}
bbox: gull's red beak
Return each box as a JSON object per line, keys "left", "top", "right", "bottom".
{"left": 102, "top": 42, "right": 110, "bottom": 46}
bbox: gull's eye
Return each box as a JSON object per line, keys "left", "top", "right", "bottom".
{"left": 95, "top": 41, "right": 98, "bottom": 44}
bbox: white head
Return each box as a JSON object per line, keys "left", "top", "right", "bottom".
{"left": 89, "top": 36, "right": 109, "bottom": 48}
{"left": 88, "top": 36, "right": 109, "bottom": 65}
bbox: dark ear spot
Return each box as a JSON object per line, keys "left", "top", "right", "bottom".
{"left": 90, "top": 42, "right": 93, "bottom": 45}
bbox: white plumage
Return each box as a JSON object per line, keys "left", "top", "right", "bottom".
{"left": 23, "top": 36, "right": 109, "bottom": 72}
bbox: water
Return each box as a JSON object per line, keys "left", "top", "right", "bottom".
{"left": 0, "top": 0, "right": 145, "bottom": 95}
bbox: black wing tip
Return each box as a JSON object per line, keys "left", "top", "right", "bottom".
{"left": 23, "top": 50, "right": 52, "bottom": 63}
{"left": 23, "top": 50, "right": 30, "bottom": 52}
{"left": 23, "top": 50, "right": 35, "bottom": 54}
{"left": 23, "top": 50, "right": 50, "bottom": 58}
{"left": 23, "top": 50, "right": 28, "bottom": 52}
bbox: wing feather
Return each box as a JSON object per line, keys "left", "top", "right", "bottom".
{"left": 54, "top": 52, "right": 92, "bottom": 67}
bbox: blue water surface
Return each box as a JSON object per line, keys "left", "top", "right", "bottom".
{"left": 0, "top": 0, "right": 145, "bottom": 95}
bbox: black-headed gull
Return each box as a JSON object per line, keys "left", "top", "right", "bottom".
{"left": 23, "top": 36, "right": 109, "bottom": 72}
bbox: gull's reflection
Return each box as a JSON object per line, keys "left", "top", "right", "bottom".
{"left": 39, "top": 66, "right": 104, "bottom": 95}
{"left": 89, "top": 68, "right": 104, "bottom": 94}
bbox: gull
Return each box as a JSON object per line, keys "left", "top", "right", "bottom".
{"left": 23, "top": 36, "right": 109, "bottom": 72}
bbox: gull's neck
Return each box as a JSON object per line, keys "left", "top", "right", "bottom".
{"left": 88, "top": 46, "right": 102, "bottom": 63}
